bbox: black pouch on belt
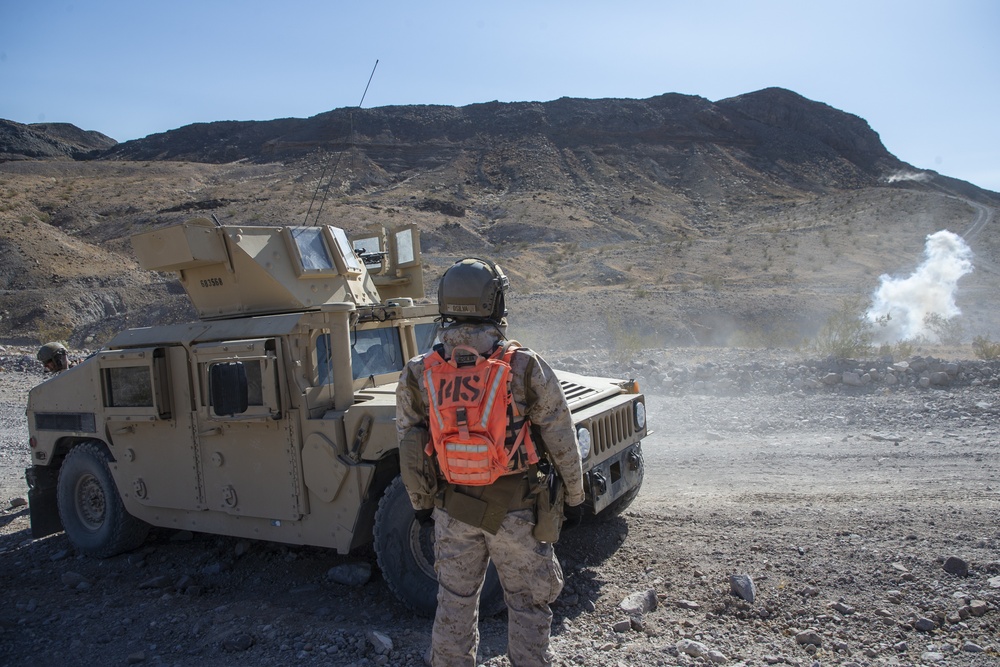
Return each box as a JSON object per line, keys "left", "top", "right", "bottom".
{"left": 533, "top": 471, "right": 565, "bottom": 543}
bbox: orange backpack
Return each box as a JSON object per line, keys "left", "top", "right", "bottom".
{"left": 423, "top": 342, "right": 539, "bottom": 485}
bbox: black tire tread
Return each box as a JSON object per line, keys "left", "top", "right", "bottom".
{"left": 57, "top": 441, "right": 149, "bottom": 558}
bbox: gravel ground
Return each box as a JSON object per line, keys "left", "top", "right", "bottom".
{"left": 1, "top": 346, "right": 998, "bottom": 666}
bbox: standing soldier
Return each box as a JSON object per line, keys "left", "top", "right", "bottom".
{"left": 37, "top": 342, "right": 70, "bottom": 373}
{"left": 396, "top": 257, "right": 585, "bottom": 667}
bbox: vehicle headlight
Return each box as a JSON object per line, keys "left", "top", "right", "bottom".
{"left": 576, "top": 426, "right": 592, "bottom": 460}
{"left": 634, "top": 400, "right": 646, "bottom": 430}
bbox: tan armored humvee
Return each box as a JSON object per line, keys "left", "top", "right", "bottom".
{"left": 25, "top": 217, "right": 646, "bottom": 615}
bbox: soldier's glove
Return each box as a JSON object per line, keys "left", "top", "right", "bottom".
{"left": 563, "top": 501, "right": 585, "bottom": 527}
{"left": 414, "top": 508, "right": 434, "bottom": 526}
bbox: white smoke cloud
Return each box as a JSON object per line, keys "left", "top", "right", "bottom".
{"left": 866, "top": 230, "right": 973, "bottom": 343}
{"left": 885, "top": 170, "right": 932, "bottom": 183}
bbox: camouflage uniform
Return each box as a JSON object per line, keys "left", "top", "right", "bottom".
{"left": 396, "top": 321, "right": 584, "bottom": 667}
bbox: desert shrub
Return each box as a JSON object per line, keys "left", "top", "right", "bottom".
{"left": 877, "top": 339, "right": 915, "bottom": 361}
{"left": 923, "top": 313, "right": 965, "bottom": 345}
{"left": 972, "top": 335, "right": 1000, "bottom": 360}
{"left": 811, "top": 297, "right": 874, "bottom": 358}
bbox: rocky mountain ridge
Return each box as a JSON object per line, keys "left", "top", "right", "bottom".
{"left": 1, "top": 88, "right": 998, "bottom": 352}
{"left": 0, "top": 119, "right": 116, "bottom": 161}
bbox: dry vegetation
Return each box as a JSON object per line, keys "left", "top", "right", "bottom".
{"left": 2, "top": 155, "right": 998, "bottom": 357}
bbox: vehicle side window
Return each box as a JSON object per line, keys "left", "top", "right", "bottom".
{"left": 97, "top": 347, "right": 172, "bottom": 419}
{"left": 104, "top": 366, "right": 153, "bottom": 408}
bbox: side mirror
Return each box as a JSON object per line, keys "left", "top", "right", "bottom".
{"left": 210, "top": 362, "right": 248, "bottom": 416}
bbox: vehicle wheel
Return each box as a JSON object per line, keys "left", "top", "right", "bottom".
{"left": 57, "top": 441, "right": 150, "bottom": 558}
{"left": 373, "top": 476, "right": 505, "bottom": 617}
{"left": 588, "top": 445, "right": 645, "bottom": 522}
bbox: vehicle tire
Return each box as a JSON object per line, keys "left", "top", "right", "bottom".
{"left": 588, "top": 445, "right": 645, "bottom": 522}
{"left": 373, "top": 476, "right": 505, "bottom": 618}
{"left": 56, "top": 441, "right": 150, "bottom": 558}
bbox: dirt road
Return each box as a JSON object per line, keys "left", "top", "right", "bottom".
{"left": 1, "top": 357, "right": 998, "bottom": 666}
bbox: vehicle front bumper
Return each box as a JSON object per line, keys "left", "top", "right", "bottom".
{"left": 585, "top": 442, "right": 643, "bottom": 514}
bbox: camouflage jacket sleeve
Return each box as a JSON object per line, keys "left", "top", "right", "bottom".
{"left": 515, "top": 349, "right": 585, "bottom": 506}
{"left": 395, "top": 357, "right": 437, "bottom": 511}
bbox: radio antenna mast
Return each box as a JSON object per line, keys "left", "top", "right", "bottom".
{"left": 359, "top": 59, "right": 379, "bottom": 107}
{"left": 304, "top": 59, "right": 379, "bottom": 226}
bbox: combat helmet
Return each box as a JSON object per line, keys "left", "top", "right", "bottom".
{"left": 438, "top": 258, "right": 510, "bottom": 324}
{"left": 37, "top": 342, "right": 69, "bottom": 371}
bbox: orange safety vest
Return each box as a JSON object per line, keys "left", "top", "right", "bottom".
{"left": 423, "top": 342, "right": 539, "bottom": 485}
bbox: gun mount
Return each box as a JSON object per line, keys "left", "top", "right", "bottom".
{"left": 132, "top": 218, "right": 425, "bottom": 320}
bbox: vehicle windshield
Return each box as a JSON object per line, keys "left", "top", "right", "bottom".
{"left": 316, "top": 328, "right": 406, "bottom": 384}
{"left": 415, "top": 322, "right": 439, "bottom": 355}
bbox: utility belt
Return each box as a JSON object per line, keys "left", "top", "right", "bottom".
{"left": 436, "top": 469, "right": 537, "bottom": 534}
{"left": 435, "top": 463, "right": 566, "bottom": 542}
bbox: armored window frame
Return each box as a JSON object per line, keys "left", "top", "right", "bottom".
{"left": 97, "top": 347, "right": 172, "bottom": 420}
{"left": 192, "top": 339, "right": 282, "bottom": 421}
{"left": 284, "top": 225, "right": 363, "bottom": 278}
{"left": 393, "top": 225, "right": 420, "bottom": 268}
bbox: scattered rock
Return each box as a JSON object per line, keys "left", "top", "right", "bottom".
{"left": 677, "top": 639, "right": 709, "bottom": 657}
{"left": 367, "top": 630, "right": 393, "bottom": 654}
{"left": 967, "top": 600, "right": 989, "bottom": 617}
{"left": 222, "top": 632, "right": 254, "bottom": 652}
{"left": 795, "top": 630, "right": 822, "bottom": 647}
{"left": 729, "top": 574, "right": 756, "bottom": 603}
{"left": 831, "top": 601, "right": 855, "bottom": 615}
{"left": 619, "top": 588, "right": 657, "bottom": 615}
{"left": 326, "top": 562, "right": 372, "bottom": 586}
{"left": 943, "top": 556, "right": 969, "bottom": 577}
{"left": 612, "top": 619, "right": 631, "bottom": 633}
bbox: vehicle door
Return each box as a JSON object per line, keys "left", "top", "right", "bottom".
{"left": 191, "top": 338, "right": 306, "bottom": 521}
{"left": 99, "top": 346, "right": 204, "bottom": 510}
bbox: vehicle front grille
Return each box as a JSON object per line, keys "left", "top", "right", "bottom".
{"left": 589, "top": 403, "right": 634, "bottom": 456}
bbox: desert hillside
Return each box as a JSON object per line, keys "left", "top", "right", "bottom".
{"left": 1, "top": 88, "right": 997, "bottom": 354}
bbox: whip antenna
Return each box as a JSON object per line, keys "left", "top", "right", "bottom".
{"left": 304, "top": 59, "right": 379, "bottom": 226}
{"left": 359, "top": 59, "right": 379, "bottom": 108}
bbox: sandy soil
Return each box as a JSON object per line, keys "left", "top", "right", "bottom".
{"left": 1, "top": 351, "right": 998, "bottom": 666}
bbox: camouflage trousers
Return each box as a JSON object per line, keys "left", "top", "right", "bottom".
{"left": 430, "top": 508, "right": 564, "bottom": 667}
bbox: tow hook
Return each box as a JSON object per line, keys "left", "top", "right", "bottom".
{"left": 627, "top": 449, "right": 643, "bottom": 472}
{"left": 591, "top": 470, "right": 607, "bottom": 497}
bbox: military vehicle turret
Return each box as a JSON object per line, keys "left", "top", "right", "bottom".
{"left": 25, "top": 217, "right": 646, "bottom": 615}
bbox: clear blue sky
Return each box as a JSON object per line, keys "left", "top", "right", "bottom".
{"left": 2, "top": 0, "right": 998, "bottom": 191}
